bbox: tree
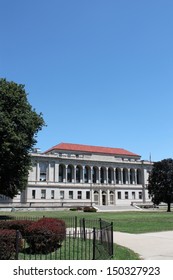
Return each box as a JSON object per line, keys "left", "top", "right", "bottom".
{"left": 0, "top": 78, "right": 45, "bottom": 198}
{"left": 148, "top": 158, "right": 173, "bottom": 212}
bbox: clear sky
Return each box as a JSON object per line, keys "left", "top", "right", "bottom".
{"left": 0, "top": 0, "right": 173, "bottom": 161}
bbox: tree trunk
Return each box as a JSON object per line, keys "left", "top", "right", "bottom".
{"left": 167, "top": 202, "right": 171, "bottom": 212}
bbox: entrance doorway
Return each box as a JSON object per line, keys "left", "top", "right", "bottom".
{"left": 102, "top": 191, "right": 107, "bottom": 205}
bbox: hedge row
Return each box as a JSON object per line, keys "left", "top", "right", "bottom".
{"left": 0, "top": 218, "right": 66, "bottom": 259}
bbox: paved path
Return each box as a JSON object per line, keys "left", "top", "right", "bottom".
{"left": 114, "top": 231, "right": 173, "bottom": 260}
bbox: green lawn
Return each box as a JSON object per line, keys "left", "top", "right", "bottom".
{"left": 113, "top": 244, "right": 140, "bottom": 260}
{"left": 18, "top": 238, "right": 139, "bottom": 260}
{"left": 1, "top": 210, "right": 172, "bottom": 260}
{"left": 1, "top": 210, "right": 173, "bottom": 233}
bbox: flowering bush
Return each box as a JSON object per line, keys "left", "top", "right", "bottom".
{"left": 25, "top": 218, "right": 66, "bottom": 254}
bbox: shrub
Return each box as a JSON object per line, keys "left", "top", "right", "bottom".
{"left": 76, "top": 206, "right": 83, "bottom": 211}
{"left": 83, "top": 206, "right": 97, "bottom": 212}
{"left": 69, "top": 207, "right": 82, "bottom": 211}
{"left": 0, "top": 220, "right": 35, "bottom": 235}
{"left": 0, "top": 229, "right": 22, "bottom": 260}
{"left": 0, "top": 221, "right": 7, "bottom": 229}
{"left": 25, "top": 218, "right": 66, "bottom": 254}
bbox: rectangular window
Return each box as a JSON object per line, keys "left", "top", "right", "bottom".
{"left": 86, "top": 191, "right": 90, "bottom": 199}
{"left": 139, "top": 192, "right": 142, "bottom": 199}
{"left": 60, "top": 190, "right": 64, "bottom": 199}
{"left": 125, "top": 192, "right": 128, "bottom": 199}
{"left": 32, "top": 190, "right": 36, "bottom": 199}
{"left": 51, "top": 190, "right": 55, "bottom": 199}
{"left": 132, "top": 192, "right": 135, "bottom": 199}
{"left": 77, "top": 191, "right": 82, "bottom": 199}
{"left": 118, "top": 192, "right": 121, "bottom": 199}
{"left": 41, "top": 189, "right": 46, "bottom": 199}
{"left": 69, "top": 191, "right": 73, "bottom": 199}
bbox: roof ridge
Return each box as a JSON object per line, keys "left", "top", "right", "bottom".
{"left": 44, "top": 142, "right": 140, "bottom": 157}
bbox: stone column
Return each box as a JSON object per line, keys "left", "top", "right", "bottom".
{"left": 64, "top": 165, "right": 68, "bottom": 183}
{"left": 107, "top": 189, "right": 110, "bottom": 205}
{"left": 128, "top": 169, "right": 130, "bottom": 185}
{"left": 106, "top": 167, "right": 108, "bottom": 184}
{"left": 99, "top": 189, "right": 102, "bottom": 205}
{"left": 47, "top": 162, "right": 51, "bottom": 181}
{"left": 90, "top": 166, "right": 93, "bottom": 184}
{"left": 82, "top": 166, "right": 85, "bottom": 183}
{"left": 55, "top": 162, "right": 59, "bottom": 182}
{"left": 74, "top": 165, "right": 76, "bottom": 183}
{"left": 121, "top": 168, "right": 123, "bottom": 184}
{"left": 134, "top": 169, "right": 137, "bottom": 185}
{"left": 36, "top": 162, "right": 40, "bottom": 181}
{"left": 98, "top": 167, "right": 101, "bottom": 184}
{"left": 114, "top": 168, "right": 116, "bottom": 184}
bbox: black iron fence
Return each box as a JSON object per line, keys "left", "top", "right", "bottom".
{"left": 0, "top": 216, "right": 113, "bottom": 260}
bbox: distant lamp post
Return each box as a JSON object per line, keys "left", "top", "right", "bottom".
{"left": 60, "top": 197, "right": 64, "bottom": 207}
{"left": 90, "top": 183, "right": 93, "bottom": 206}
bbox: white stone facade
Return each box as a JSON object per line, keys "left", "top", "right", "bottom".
{"left": 0, "top": 143, "right": 153, "bottom": 208}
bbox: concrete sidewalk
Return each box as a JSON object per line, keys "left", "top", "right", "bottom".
{"left": 114, "top": 231, "right": 173, "bottom": 260}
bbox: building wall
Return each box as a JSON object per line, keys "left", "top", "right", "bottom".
{"left": 0, "top": 150, "right": 152, "bottom": 207}
{"left": 25, "top": 152, "right": 152, "bottom": 207}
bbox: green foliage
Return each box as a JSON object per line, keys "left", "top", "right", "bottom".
{"left": 148, "top": 158, "right": 173, "bottom": 212}
{"left": 0, "top": 78, "right": 45, "bottom": 198}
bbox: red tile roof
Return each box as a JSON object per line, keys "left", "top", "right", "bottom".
{"left": 45, "top": 143, "right": 140, "bottom": 157}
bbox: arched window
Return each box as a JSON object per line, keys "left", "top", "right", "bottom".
{"left": 116, "top": 168, "right": 121, "bottom": 184}
{"left": 137, "top": 169, "right": 142, "bottom": 184}
{"left": 101, "top": 167, "right": 106, "bottom": 184}
{"left": 123, "top": 168, "right": 128, "bottom": 184}
{"left": 84, "top": 166, "right": 90, "bottom": 183}
{"left": 76, "top": 165, "right": 82, "bottom": 183}
{"left": 130, "top": 169, "right": 135, "bottom": 184}
{"left": 93, "top": 166, "right": 98, "bottom": 183}
{"left": 108, "top": 167, "right": 113, "bottom": 184}
{"left": 67, "top": 165, "right": 73, "bottom": 182}
{"left": 39, "top": 162, "right": 48, "bottom": 181}
{"left": 59, "top": 164, "right": 65, "bottom": 182}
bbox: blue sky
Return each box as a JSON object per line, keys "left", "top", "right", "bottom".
{"left": 1, "top": 0, "right": 173, "bottom": 161}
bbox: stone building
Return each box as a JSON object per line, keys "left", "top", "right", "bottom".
{"left": 0, "top": 143, "right": 153, "bottom": 208}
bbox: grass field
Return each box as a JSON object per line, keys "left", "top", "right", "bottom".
{"left": 1, "top": 210, "right": 173, "bottom": 233}
{"left": 1, "top": 210, "right": 172, "bottom": 260}
{"left": 18, "top": 239, "right": 139, "bottom": 260}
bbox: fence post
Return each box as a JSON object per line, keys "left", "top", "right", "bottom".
{"left": 111, "top": 222, "right": 114, "bottom": 258}
{"left": 74, "top": 216, "right": 77, "bottom": 238}
{"left": 83, "top": 218, "right": 86, "bottom": 241}
{"left": 15, "top": 230, "right": 20, "bottom": 260}
{"left": 99, "top": 218, "right": 103, "bottom": 243}
{"left": 93, "top": 227, "right": 96, "bottom": 260}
